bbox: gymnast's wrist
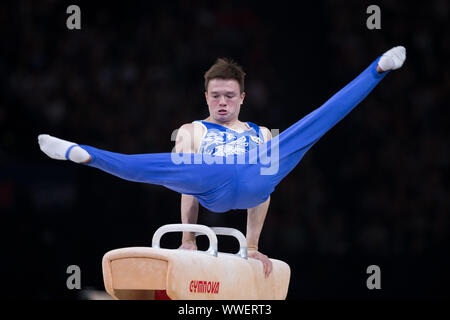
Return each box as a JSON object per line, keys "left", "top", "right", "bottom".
{"left": 247, "top": 245, "right": 258, "bottom": 251}
{"left": 182, "top": 235, "right": 196, "bottom": 244}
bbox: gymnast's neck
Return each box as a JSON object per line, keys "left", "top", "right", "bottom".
{"left": 203, "top": 116, "right": 249, "bottom": 131}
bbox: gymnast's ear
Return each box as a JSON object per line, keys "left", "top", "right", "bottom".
{"left": 240, "top": 91, "right": 246, "bottom": 105}
{"left": 204, "top": 91, "right": 210, "bottom": 106}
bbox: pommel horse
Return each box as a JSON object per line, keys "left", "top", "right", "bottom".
{"left": 102, "top": 224, "right": 291, "bottom": 300}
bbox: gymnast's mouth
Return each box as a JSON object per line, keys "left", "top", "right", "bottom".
{"left": 218, "top": 109, "right": 228, "bottom": 114}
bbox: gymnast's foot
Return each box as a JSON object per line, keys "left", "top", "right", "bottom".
{"left": 38, "top": 134, "right": 92, "bottom": 163}
{"left": 377, "top": 46, "right": 406, "bottom": 73}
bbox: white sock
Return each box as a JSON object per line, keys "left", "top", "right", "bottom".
{"left": 38, "top": 134, "right": 91, "bottom": 163}
{"left": 378, "top": 46, "right": 406, "bottom": 71}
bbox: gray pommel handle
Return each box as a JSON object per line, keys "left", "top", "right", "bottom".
{"left": 152, "top": 224, "right": 218, "bottom": 257}
{"left": 196, "top": 227, "right": 248, "bottom": 260}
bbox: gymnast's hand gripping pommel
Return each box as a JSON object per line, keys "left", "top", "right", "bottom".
{"left": 38, "top": 46, "right": 406, "bottom": 213}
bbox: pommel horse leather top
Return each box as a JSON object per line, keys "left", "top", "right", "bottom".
{"left": 102, "top": 224, "right": 291, "bottom": 300}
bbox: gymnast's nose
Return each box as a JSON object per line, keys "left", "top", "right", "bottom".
{"left": 219, "top": 95, "right": 227, "bottom": 106}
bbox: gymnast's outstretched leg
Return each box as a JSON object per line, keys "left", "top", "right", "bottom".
{"left": 232, "top": 47, "right": 406, "bottom": 209}
{"left": 257, "top": 46, "right": 406, "bottom": 188}
{"left": 38, "top": 134, "right": 237, "bottom": 197}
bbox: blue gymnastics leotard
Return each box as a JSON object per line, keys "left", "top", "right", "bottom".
{"left": 79, "top": 57, "right": 388, "bottom": 213}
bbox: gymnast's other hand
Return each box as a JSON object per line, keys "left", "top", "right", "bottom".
{"left": 38, "top": 134, "right": 92, "bottom": 163}
{"left": 248, "top": 250, "right": 273, "bottom": 278}
{"left": 178, "top": 240, "right": 198, "bottom": 251}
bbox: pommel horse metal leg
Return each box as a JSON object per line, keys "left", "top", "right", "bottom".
{"left": 102, "top": 224, "right": 291, "bottom": 300}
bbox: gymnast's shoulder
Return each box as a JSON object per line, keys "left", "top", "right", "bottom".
{"left": 259, "top": 126, "right": 272, "bottom": 142}
{"left": 176, "top": 121, "right": 205, "bottom": 135}
{"left": 174, "top": 122, "right": 205, "bottom": 153}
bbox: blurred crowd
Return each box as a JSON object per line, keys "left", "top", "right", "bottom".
{"left": 0, "top": 0, "right": 448, "bottom": 298}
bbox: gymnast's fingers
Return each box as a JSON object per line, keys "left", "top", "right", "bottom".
{"left": 250, "top": 251, "right": 272, "bottom": 278}
{"left": 263, "top": 254, "right": 273, "bottom": 278}
{"left": 266, "top": 258, "right": 273, "bottom": 278}
{"left": 178, "top": 241, "right": 197, "bottom": 250}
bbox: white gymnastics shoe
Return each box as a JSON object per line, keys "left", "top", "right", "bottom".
{"left": 378, "top": 46, "right": 406, "bottom": 72}
{"left": 38, "top": 134, "right": 91, "bottom": 163}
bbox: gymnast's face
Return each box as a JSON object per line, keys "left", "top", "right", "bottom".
{"left": 205, "top": 78, "right": 245, "bottom": 123}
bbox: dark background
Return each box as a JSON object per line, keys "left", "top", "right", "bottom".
{"left": 0, "top": 0, "right": 449, "bottom": 300}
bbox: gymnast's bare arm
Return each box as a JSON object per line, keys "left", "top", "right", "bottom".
{"left": 175, "top": 122, "right": 204, "bottom": 250}
{"left": 246, "top": 126, "right": 273, "bottom": 278}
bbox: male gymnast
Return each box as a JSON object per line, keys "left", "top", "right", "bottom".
{"left": 174, "top": 58, "right": 274, "bottom": 276}
{"left": 38, "top": 46, "right": 406, "bottom": 278}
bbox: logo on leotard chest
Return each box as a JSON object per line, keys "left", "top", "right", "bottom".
{"left": 201, "top": 129, "right": 258, "bottom": 156}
